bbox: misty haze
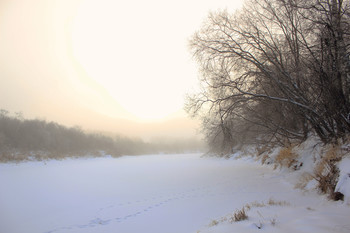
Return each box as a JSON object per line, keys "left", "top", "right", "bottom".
{"left": 1, "top": 0, "right": 350, "bottom": 233}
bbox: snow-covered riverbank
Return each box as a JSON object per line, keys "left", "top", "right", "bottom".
{"left": 0, "top": 153, "right": 349, "bottom": 233}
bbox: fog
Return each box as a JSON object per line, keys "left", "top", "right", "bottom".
{"left": 0, "top": 110, "right": 205, "bottom": 161}
{"left": 0, "top": 0, "right": 242, "bottom": 145}
{"left": 1, "top": 1, "right": 349, "bottom": 233}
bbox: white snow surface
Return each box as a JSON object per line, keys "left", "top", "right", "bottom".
{"left": 336, "top": 157, "right": 350, "bottom": 204}
{"left": 0, "top": 153, "right": 349, "bottom": 233}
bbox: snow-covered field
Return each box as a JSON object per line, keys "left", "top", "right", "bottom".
{"left": 0, "top": 153, "right": 349, "bottom": 233}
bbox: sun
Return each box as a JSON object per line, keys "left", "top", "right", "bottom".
{"left": 70, "top": 0, "right": 188, "bottom": 120}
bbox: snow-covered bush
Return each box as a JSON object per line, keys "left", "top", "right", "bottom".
{"left": 251, "top": 136, "right": 350, "bottom": 202}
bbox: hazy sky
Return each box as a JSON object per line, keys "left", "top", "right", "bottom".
{"left": 0, "top": 0, "right": 243, "bottom": 139}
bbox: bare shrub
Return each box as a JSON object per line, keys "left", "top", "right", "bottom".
{"left": 187, "top": 0, "right": 350, "bottom": 153}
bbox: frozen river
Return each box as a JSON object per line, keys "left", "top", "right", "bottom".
{"left": 0, "top": 153, "right": 338, "bottom": 233}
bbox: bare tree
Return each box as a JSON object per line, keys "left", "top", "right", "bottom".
{"left": 187, "top": 0, "right": 350, "bottom": 153}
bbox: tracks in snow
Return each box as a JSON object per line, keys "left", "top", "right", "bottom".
{"left": 44, "top": 178, "right": 243, "bottom": 233}
{"left": 44, "top": 171, "right": 285, "bottom": 233}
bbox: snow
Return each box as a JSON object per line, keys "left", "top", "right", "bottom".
{"left": 336, "top": 157, "right": 350, "bottom": 204}
{"left": 0, "top": 153, "right": 349, "bottom": 233}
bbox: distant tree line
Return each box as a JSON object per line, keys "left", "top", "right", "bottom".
{"left": 187, "top": 0, "right": 350, "bottom": 154}
{"left": 0, "top": 110, "right": 203, "bottom": 161}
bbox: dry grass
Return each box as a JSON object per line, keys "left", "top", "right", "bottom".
{"left": 209, "top": 219, "right": 219, "bottom": 227}
{"left": 231, "top": 207, "right": 248, "bottom": 222}
{"left": 257, "top": 145, "right": 274, "bottom": 165}
{"left": 245, "top": 201, "right": 266, "bottom": 210}
{"left": 313, "top": 145, "right": 342, "bottom": 200}
{"left": 267, "top": 198, "right": 289, "bottom": 206}
{"left": 275, "top": 145, "right": 299, "bottom": 169}
{"left": 244, "top": 198, "right": 288, "bottom": 213}
{"left": 260, "top": 154, "right": 270, "bottom": 165}
{"left": 207, "top": 199, "right": 288, "bottom": 230}
{"left": 208, "top": 207, "right": 248, "bottom": 227}
{"left": 295, "top": 173, "right": 314, "bottom": 190}
{"left": 257, "top": 145, "right": 270, "bottom": 156}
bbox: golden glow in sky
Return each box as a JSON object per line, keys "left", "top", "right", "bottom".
{"left": 71, "top": 0, "right": 190, "bottom": 119}
{"left": 70, "top": 0, "right": 242, "bottom": 120}
{"left": 0, "top": 0, "right": 242, "bottom": 136}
